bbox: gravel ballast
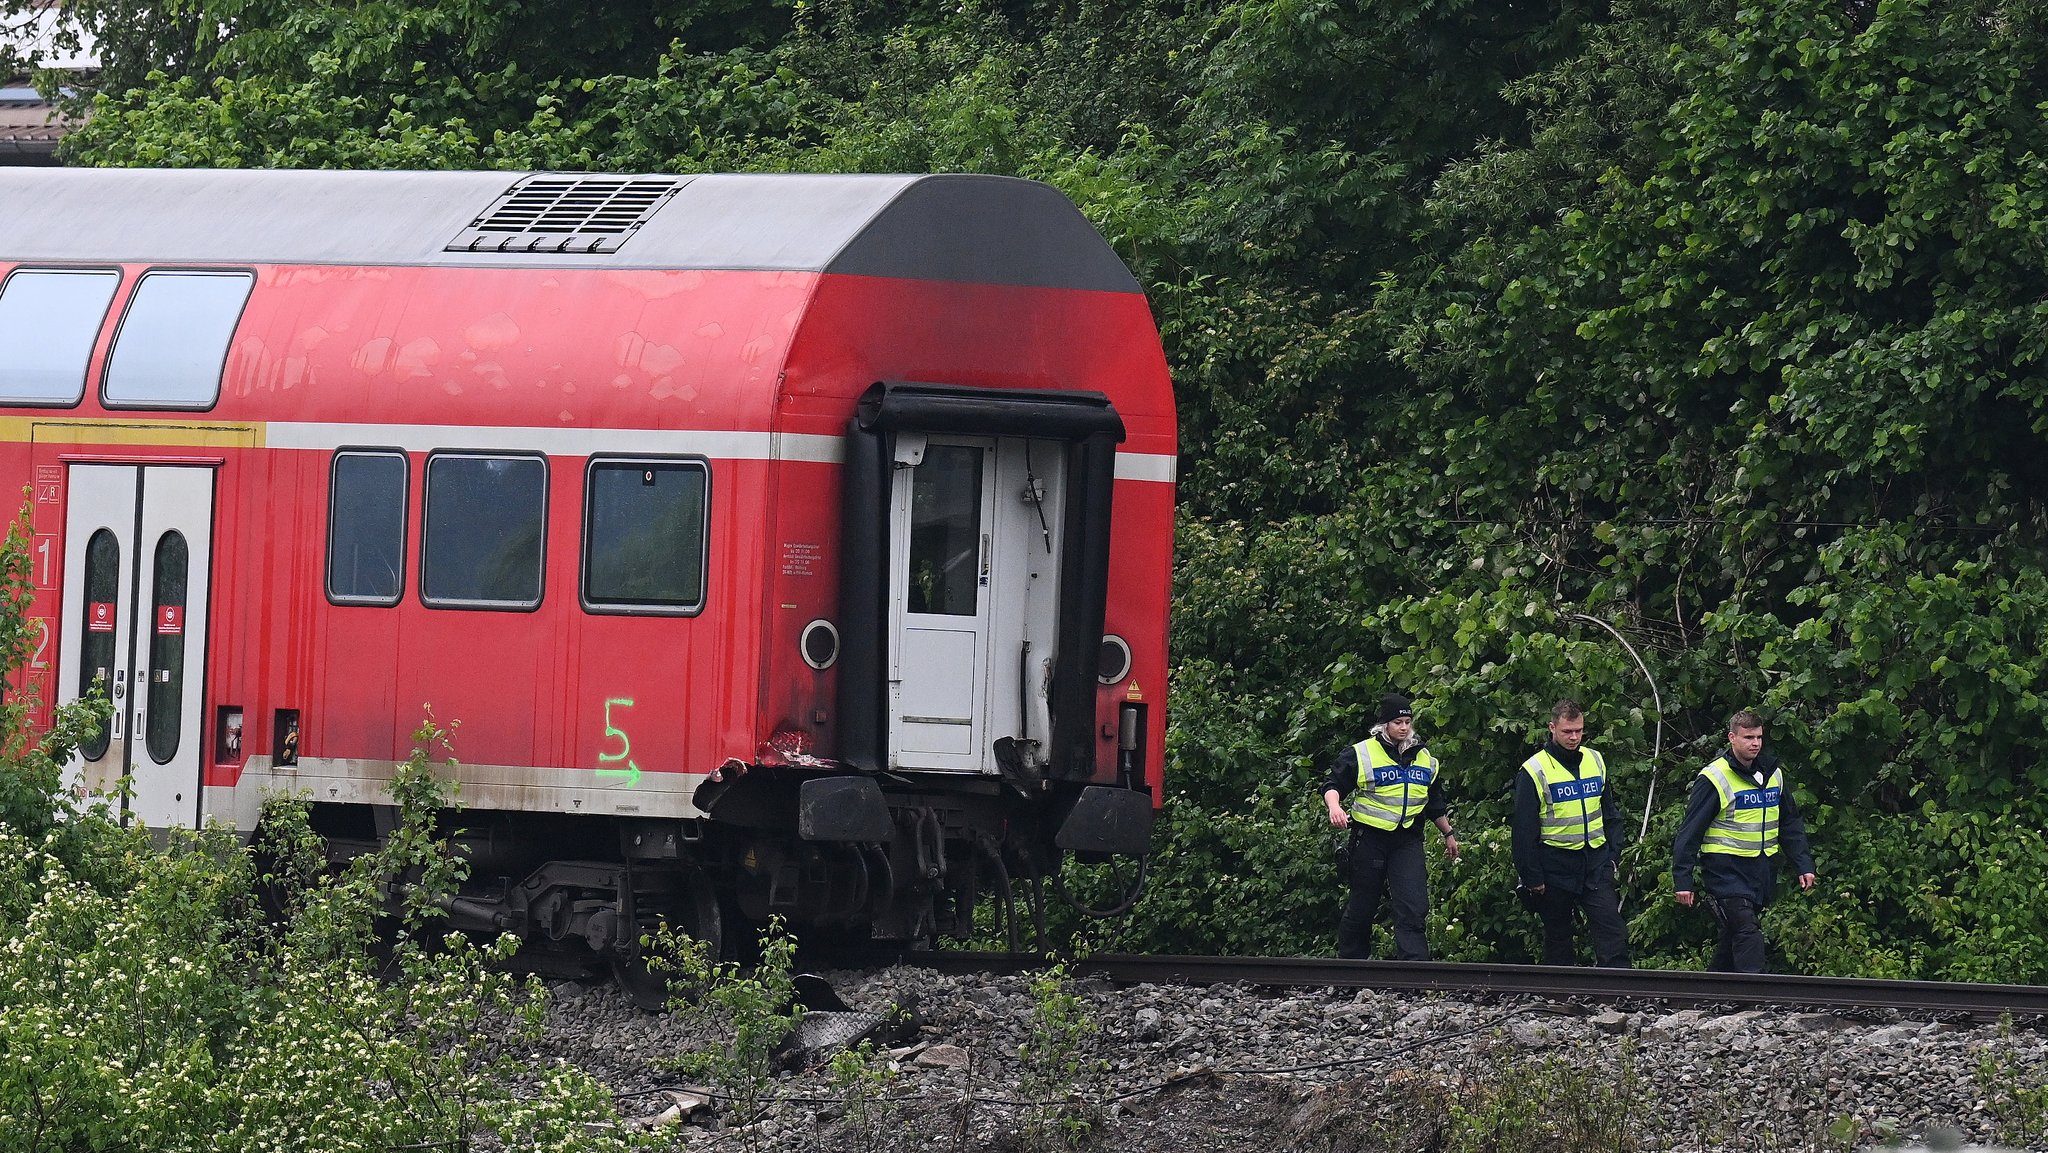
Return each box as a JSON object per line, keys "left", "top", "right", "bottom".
{"left": 539, "top": 967, "right": 2048, "bottom": 1151}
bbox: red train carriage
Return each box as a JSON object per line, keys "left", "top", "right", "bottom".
{"left": 0, "top": 168, "right": 1174, "bottom": 982}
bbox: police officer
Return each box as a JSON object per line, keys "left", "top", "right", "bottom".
{"left": 1512, "top": 699, "right": 1631, "bottom": 967}
{"left": 1671, "top": 709, "right": 1817, "bottom": 972}
{"left": 1322, "top": 692, "right": 1458, "bottom": 960}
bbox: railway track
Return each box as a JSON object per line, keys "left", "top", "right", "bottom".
{"left": 882, "top": 952, "right": 2048, "bottom": 1019}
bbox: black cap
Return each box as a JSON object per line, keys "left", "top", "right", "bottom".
{"left": 1377, "top": 693, "right": 1413, "bottom": 724}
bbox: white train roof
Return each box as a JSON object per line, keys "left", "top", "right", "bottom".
{"left": 0, "top": 168, "right": 1140, "bottom": 293}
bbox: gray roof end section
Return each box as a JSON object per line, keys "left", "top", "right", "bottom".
{"left": 827, "top": 175, "right": 1138, "bottom": 293}
{"left": 0, "top": 168, "right": 1141, "bottom": 292}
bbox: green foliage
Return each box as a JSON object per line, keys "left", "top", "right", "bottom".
{"left": 68, "top": 68, "right": 492, "bottom": 169}
{"left": 198, "top": 719, "right": 644, "bottom": 1153}
{"left": 0, "top": 500, "right": 111, "bottom": 854}
{"left": 44, "top": 0, "right": 2048, "bottom": 978}
{"left": 1294, "top": 1050, "right": 1646, "bottom": 1153}
{"left": 1140, "top": 0, "right": 2048, "bottom": 978}
{"left": 1428, "top": 825, "right": 1533, "bottom": 963}
{"left": 0, "top": 822, "right": 240, "bottom": 1151}
{"left": 0, "top": 0, "right": 219, "bottom": 105}
{"left": 1440, "top": 1050, "right": 1644, "bottom": 1153}
{"left": 660, "top": 915, "right": 804, "bottom": 1142}
{"left": 1016, "top": 961, "right": 1101, "bottom": 1152}
{"left": 0, "top": 687, "right": 647, "bottom": 1148}
{"left": 823, "top": 1041, "right": 904, "bottom": 1153}
{"left": 1103, "top": 661, "right": 1336, "bottom": 957}
{"left": 1753, "top": 804, "right": 2048, "bottom": 982}
{"left": 1977, "top": 1028, "right": 2048, "bottom": 1148}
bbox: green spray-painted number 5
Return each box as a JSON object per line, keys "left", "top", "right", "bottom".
{"left": 598, "top": 697, "right": 642, "bottom": 786}
{"left": 600, "top": 697, "right": 634, "bottom": 762}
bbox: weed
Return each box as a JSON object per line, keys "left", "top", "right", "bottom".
{"left": 1437, "top": 1047, "right": 1644, "bottom": 1153}
{"left": 1977, "top": 1040, "right": 2048, "bottom": 1147}
{"left": 1016, "top": 960, "right": 1102, "bottom": 1151}
{"left": 1284, "top": 1047, "right": 1646, "bottom": 1153}
{"left": 821, "top": 1040, "right": 904, "bottom": 1153}
{"left": 658, "top": 916, "right": 803, "bottom": 1150}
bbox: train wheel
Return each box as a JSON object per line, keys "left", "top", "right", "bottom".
{"left": 612, "top": 865, "right": 723, "bottom": 1012}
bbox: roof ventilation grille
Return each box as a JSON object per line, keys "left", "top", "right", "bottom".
{"left": 447, "top": 174, "right": 686, "bottom": 255}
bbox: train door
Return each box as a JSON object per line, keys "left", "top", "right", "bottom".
{"left": 886, "top": 435, "right": 1064, "bottom": 773}
{"left": 56, "top": 464, "right": 214, "bottom": 829}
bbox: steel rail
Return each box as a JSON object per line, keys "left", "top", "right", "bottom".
{"left": 884, "top": 952, "right": 2048, "bottom": 1018}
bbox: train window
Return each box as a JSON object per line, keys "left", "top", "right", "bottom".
{"left": 0, "top": 268, "right": 120, "bottom": 405}
{"left": 102, "top": 270, "right": 254, "bottom": 409}
{"left": 421, "top": 453, "right": 547, "bottom": 610}
{"left": 581, "top": 458, "right": 709, "bottom": 614}
{"left": 908, "top": 444, "right": 985, "bottom": 616}
{"left": 327, "top": 451, "right": 409, "bottom": 605}
{"left": 146, "top": 531, "right": 188, "bottom": 765}
{"left": 79, "top": 528, "right": 119, "bottom": 762}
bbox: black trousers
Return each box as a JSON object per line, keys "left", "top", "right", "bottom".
{"left": 1704, "top": 893, "right": 1767, "bottom": 973}
{"left": 1534, "top": 877, "right": 1631, "bottom": 967}
{"left": 1337, "top": 826, "right": 1429, "bottom": 960}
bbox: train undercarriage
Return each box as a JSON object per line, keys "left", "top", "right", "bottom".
{"left": 308, "top": 768, "right": 1153, "bottom": 1007}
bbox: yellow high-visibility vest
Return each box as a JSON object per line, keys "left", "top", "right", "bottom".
{"left": 1699, "top": 755, "right": 1782, "bottom": 857}
{"left": 1348, "top": 738, "right": 1438, "bottom": 830}
{"left": 1521, "top": 747, "right": 1608, "bottom": 850}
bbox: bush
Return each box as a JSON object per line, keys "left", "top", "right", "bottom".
{"left": 0, "top": 490, "right": 650, "bottom": 1153}
{"left": 0, "top": 716, "right": 653, "bottom": 1152}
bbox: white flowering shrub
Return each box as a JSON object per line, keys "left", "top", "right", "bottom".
{"left": 0, "top": 506, "right": 660, "bottom": 1153}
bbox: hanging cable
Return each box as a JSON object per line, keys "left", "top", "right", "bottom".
{"left": 1053, "top": 853, "right": 1151, "bottom": 918}
{"left": 1023, "top": 441, "right": 1052, "bottom": 554}
{"left": 1564, "top": 612, "right": 1665, "bottom": 910}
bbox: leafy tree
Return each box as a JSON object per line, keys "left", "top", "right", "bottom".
{"left": 39, "top": 0, "right": 2048, "bottom": 977}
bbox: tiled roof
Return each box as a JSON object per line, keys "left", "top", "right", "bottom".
{"left": 0, "top": 87, "right": 76, "bottom": 161}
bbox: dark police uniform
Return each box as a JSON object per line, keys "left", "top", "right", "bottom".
{"left": 1512, "top": 739, "right": 1631, "bottom": 967}
{"left": 1671, "top": 749, "right": 1814, "bottom": 972}
{"left": 1322, "top": 732, "right": 1447, "bottom": 960}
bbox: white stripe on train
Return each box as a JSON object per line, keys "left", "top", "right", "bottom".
{"left": 264, "top": 421, "right": 1176, "bottom": 481}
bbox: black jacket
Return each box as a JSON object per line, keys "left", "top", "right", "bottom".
{"left": 1322, "top": 732, "right": 1449, "bottom": 838}
{"left": 1670, "top": 748, "right": 1815, "bottom": 904}
{"left": 1510, "top": 739, "right": 1622, "bottom": 893}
